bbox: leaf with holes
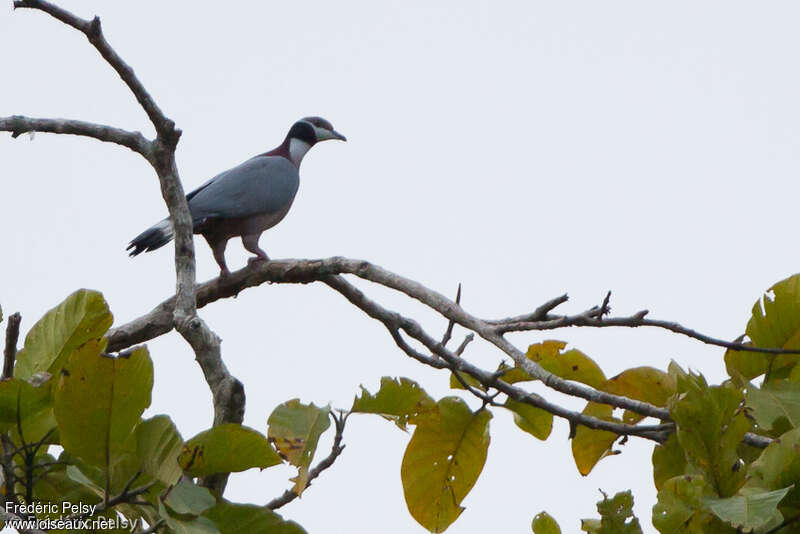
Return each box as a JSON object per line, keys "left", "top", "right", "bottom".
{"left": 267, "top": 400, "right": 331, "bottom": 495}
{"left": 53, "top": 342, "right": 152, "bottom": 473}
{"left": 581, "top": 490, "right": 642, "bottom": 534}
{"left": 179, "top": 424, "right": 281, "bottom": 477}
{"left": 401, "top": 397, "right": 491, "bottom": 533}
{"left": 352, "top": 377, "right": 436, "bottom": 429}
{"left": 16, "top": 289, "right": 113, "bottom": 379}
{"left": 527, "top": 340, "right": 606, "bottom": 389}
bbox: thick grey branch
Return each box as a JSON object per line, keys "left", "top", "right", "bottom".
{"left": 0, "top": 116, "right": 151, "bottom": 157}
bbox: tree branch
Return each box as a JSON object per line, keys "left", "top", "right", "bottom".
{"left": 3, "top": 312, "right": 21, "bottom": 379}
{"left": 0, "top": 116, "right": 152, "bottom": 158}
{"left": 6, "top": 0, "right": 242, "bottom": 495}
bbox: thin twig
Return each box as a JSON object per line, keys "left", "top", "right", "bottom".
{"left": 3, "top": 312, "right": 21, "bottom": 379}
{"left": 266, "top": 411, "right": 348, "bottom": 510}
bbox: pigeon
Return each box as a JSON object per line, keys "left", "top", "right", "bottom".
{"left": 127, "top": 116, "right": 345, "bottom": 276}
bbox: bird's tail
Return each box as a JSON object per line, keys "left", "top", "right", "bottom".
{"left": 127, "top": 218, "right": 174, "bottom": 256}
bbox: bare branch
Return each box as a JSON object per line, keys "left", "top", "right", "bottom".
{"left": 266, "top": 411, "right": 348, "bottom": 510}
{"left": 3, "top": 312, "right": 21, "bottom": 379}
{"left": 495, "top": 310, "right": 800, "bottom": 355}
{"left": 488, "top": 293, "right": 569, "bottom": 324}
{"left": 13, "top": 0, "right": 177, "bottom": 141}
{"left": 0, "top": 116, "right": 151, "bottom": 158}
{"left": 6, "top": 0, "right": 240, "bottom": 495}
{"left": 321, "top": 274, "right": 673, "bottom": 442}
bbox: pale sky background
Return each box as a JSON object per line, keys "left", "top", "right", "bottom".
{"left": 2, "top": 1, "right": 800, "bottom": 532}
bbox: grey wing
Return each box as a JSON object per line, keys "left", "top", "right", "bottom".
{"left": 187, "top": 156, "right": 300, "bottom": 223}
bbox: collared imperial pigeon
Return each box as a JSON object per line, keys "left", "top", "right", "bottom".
{"left": 127, "top": 116, "right": 345, "bottom": 275}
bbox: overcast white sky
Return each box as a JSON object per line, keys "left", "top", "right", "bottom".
{"left": 2, "top": 1, "right": 800, "bottom": 532}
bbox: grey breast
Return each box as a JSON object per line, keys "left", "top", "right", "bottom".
{"left": 187, "top": 156, "right": 300, "bottom": 232}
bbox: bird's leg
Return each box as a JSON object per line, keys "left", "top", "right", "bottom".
{"left": 242, "top": 234, "right": 270, "bottom": 264}
{"left": 204, "top": 235, "right": 231, "bottom": 277}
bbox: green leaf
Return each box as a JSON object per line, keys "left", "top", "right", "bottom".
{"left": 204, "top": 501, "right": 307, "bottom": 534}
{"left": 652, "top": 433, "right": 688, "bottom": 491}
{"left": 136, "top": 415, "right": 183, "bottom": 486}
{"left": 165, "top": 478, "right": 216, "bottom": 515}
{"left": 572, "top": 403, "right": 620, "bottom": 476}
{"left": 401, "top": 397, "right": 491, "bottom": 533}
{"left": 603, "top": 367, "right": 675, "bottom": 424}
{"left": 582, "top": 490, "right": 642, "bottom": 534}
{"left": 704, "top": 486, "right": 791, "bottom": 532}
{"left": 532, "top": 511, "right": 561, "bottom": 534}
{"left": 732, "top": 274, "right": 800, "bottom": 381}
{"left": 15, "top": 289, "right": 113, "bottom": 379}
{"left": 159, "top": 500, "right": 221, "bottom": 534}
{"left": 745, "top": 381, "right": 800, "bottom": 435}
{"left": 352, "top": 377, "right": 436, "bottom": 429}
{"left": 267, "top": 399, "right": 331, "bottom": 494}
{"left": 53, "top": 343, "right": 152, "bottom": 472}
{"left": 527, "top": 340, "right": 606, "bottom": 389}
{"left": 743, "top": 427, "right": 800, "bottom": 511}
{"left": 0, "top": 377, "right": 55, "bottom": 442}
{"left": 449, "top": 371, "right": 486, "bottom": 392}
{"left": 504, "top": 398, "right": 552, "bottom": 440}
{"left": 652, "top": 475, "right": 718, "bottom": 534}
{"left": 669, "top": 375, "right": 750, "bottom": 497}
{"left": 179, "top": 423, "right": 282, "bottom": 478}
{"left": 33, "top": 459, "right": 101, "bottom": 515}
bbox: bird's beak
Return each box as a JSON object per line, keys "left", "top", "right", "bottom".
{"left": 316, "top": 128, "right": 347, "bottom": 142}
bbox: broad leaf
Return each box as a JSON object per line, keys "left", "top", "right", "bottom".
{"left": 137, "top": 415, "right": 183, "bottom": 485}
{"left": 267, "top": 399, "right": 331, "bottom": 494}
{"left": 16, "top": 289, "right": 113, "bottom": 379}
{"left": 532, "top": 511, "right": 561, "bottom": 534}
{"left": 352, "top": 377, "right": 436, "bottom": 429}
{"left": 401, "top": 397, "right": 491, "bottom": 533}
{"left": 744, "top": 427, "right": 800, "bottom": 511}
{"left": 204, "top": 501, "right": 307, "bottom": 534}
{"left": 572, "top": 403, "right": 620, "bottom": 476}
{"left": 527, "top": 340, "right": 606, "bottom": 389}
{"left": 53, "top": 343, "right": 152, "bottom": 472}
{"left": 504, "top": 398, "right": 552, "bottom": 440}
{"left": 159, "top": 500, "right": 221, "bottom": 534}
{"left": 704, "top": 487, "right": 791, "bottom": 532}
{"left": 165, "top": 478, "right": 216, "bottom": 515}
{"left": 603, "top": 367, "right": 675, "bottom": 424}
{"left": 179, "top": 423, "right": 282, "bottom": 477}
{"left": 745, "top": 381, "right": 800, "bottom": 435}
{"left": 729, "top": 274, "right": 800, "bottom": 382}
{"left": 669, "top": 374, "right": 749, "bottom": 497}
{"left": 652, "top": 433, "right": 687, "bottom": 491}
{"left": 652, "top": 475, "right": 719, "bottom": 534}
{"left": 0, "top": 377, "right": 55, "bottom": 442}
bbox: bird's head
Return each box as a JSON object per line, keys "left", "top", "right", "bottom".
{"left": 288, "top": 116, "right": 347, "bottom": 144}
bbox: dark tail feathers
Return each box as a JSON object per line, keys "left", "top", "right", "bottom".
{"left": 127, "top": 219, "right": 174, "bottom": 256}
